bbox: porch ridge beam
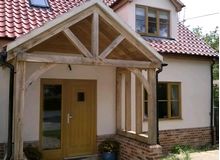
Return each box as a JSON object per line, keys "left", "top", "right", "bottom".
{"left": 99, "top": 35, "right": 125, "bottom": 58}
{"left": 91, "top": 12, "right": 99, "bottom": 57}
{"left": 18, "top": 53, "right": 156, "bottom": 68}
{"left": 63, "top": 28, "right": 93, "bottom": 58}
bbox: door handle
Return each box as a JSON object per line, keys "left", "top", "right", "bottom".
{"left": 67, "top": 113, "right": 73, "bottom": 124}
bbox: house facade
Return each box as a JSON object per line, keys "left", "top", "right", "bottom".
{"left": 0, "top": 0, "right": 218, "bottom": 160}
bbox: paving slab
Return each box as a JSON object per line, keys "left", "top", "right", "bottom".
{"left": 190, "top": 150, "right": 219, "bottom": 160}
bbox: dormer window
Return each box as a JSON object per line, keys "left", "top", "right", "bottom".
{"left": 29, "top": 0, "right": 50, "bottom": 8}
{"left": 136, "top": 6, "right": 170, "bottom": 38}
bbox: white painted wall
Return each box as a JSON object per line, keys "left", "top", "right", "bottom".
{"left": 23, "top": 64, "right": 116, "bottom": 142}
{"left": 142, "top": 56, "right": 211, "bottom": 131}
{"left": 0, "top": 57, "right": 212, "bottom": 142}
{"left": 0, "top": 68, "right": 9, "bottom": 143}
{"left": 116, "top": 0, "right": 178, "bottom": 39}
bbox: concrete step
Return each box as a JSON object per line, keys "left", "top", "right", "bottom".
{"left": 64, "top": 154, "right": 100, "bottom": 160}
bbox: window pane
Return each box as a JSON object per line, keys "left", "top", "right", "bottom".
{"left": 159, "top": 11, "right": 169, "bottom": 20}
{"left": 157, "top": 83, "right": 167, "bottom": 100}
{"left": 30, "top": 0, "right": 49, "bottom": 7}
{"left": 171, "top": 101, "right": 179, "bottom": 117}
{"left": 159, "top": 24, "right": 169, "bottom": 37}
{"left": 158, "top": 102, "right": 168, "bottom": 118}
{"left": 136, "top": 7, "right": 146, "bottom": 32}
{"left": 148, "top": 9, "right": 157, "bottom": 34}
{"left": 144, "top": 89, "right": 148, "bottom": 100}
{"left": 171, "top": 85, "right": 179, "bottom": 100}
{"left": 144, "top": 102, "right": 148, "bottom": 117}
{"left": 42, "top": 85, "right": 62, "bottom": 150}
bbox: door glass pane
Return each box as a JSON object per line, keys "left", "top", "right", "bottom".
{"left": 158, "top": 101, "right": 168, "bottom": 118}
{"left": 171, "top": 101, "right": 179, "bottom": 117}
{"left": 136, "top": 7, "right": 146, "bottom": 32}
{"left": 42, "top": 85, "right": 62, "bottom": 150}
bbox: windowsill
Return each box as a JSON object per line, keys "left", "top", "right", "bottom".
{"left": 143, "top": 117, "right": 183, "bottom": 122}
{"left": 140, "top": 34, "right": 175, "bottom": 40}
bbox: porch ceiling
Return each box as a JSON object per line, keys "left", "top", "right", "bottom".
{"left": 6, "top": 0, "right": 163, "bottom": 67}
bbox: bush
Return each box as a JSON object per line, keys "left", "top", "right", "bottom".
{"left": 98, "top": 139, "right": 120, "bottom": 153}
{"left": 24, "top": 146, "right": 42, "bottom": 160}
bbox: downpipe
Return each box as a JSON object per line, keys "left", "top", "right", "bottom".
{"left": 156, "top": 63, "right": 168, "bottom": 144}
{"left": 0, "top": 48, "right": 14, "bottom": 160}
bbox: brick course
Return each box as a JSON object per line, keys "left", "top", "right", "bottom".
{"left": 0, "top": 143, "right": 5, "bottom": 159}
{"left": 159, "top": 127, "right": 212, "bottom": 153}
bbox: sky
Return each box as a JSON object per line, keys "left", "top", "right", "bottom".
{"left": 178, "top": 0, "right": 219, "bottom": 33}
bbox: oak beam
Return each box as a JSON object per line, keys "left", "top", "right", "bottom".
{"left": 25, "top": 63, "right": 56, "bottom": 89}
{"left": 129, "top": 68, "right": 150, "bottom": 94}
{"left": 63, "top": 28, "right": 93, "bottom": 58}
{"left": 14, "top": 61, "right": 26, "bottom": 160}
{"left": 135, "top": 75, "right": 143, "bottom": 134}
{"left": 125, "top": 71, "right": 131, "bottom": 131}
{"left": 147, "top": 68, "right": 157, "bottom": 145}
{"left": 91, "top": 12, "right": 99, "bottom": 57}
{"left": 18, "top": 53, "right": 155, "bottom": 68}
{"left": 116, "top": 68, "right": 122, "bottom": 131}
{"left": 99, "top": 35, "right": 125, "bottom": 58}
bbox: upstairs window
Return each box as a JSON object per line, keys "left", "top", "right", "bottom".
{"left": 144, "top": 82, "right": 181, "bottom": 119}
{"left": 30, "top": 0, "right": 50, "bottom": 8}
{"left": 136, "top": 6, "right": 170, "bottom": 37}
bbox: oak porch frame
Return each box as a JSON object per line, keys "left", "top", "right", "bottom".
{"left": 8, "top": 2, "right": 162, "bottom": 159}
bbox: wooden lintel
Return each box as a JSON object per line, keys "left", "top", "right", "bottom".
{"left": 91, "top": 12, "right": 99, "bottom": 57}
{"left": 63, "top": 28, "right": 93, "bottom": 58}
{"left": 18, "top": 53, "right": 154, "bottom": 68}
{"left": 99, "top": 35, "right": 125, "bottom": 58}
{"left": 135, "top": 76, "right": 143, "bottom": 134}
{"left": 116, "top": 68, "right": 122, "bottom": 130}
{"left": 25, "top": 63, "right": 57, "bottom": 89}
{"left": 125, "top": 71, "right": 131, "bottom": 131}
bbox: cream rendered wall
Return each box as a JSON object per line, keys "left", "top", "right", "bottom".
{"left": 23, "top": 64, "right": 116, "bottom": 142}
{"left": 0, "top": 68, "right": 9, "bottom": 143}
{"left": 142, "top": 56, "right": 211, "bottom": 131}
{"left": 116, "top": 0, "right": 178, "bottom": 39}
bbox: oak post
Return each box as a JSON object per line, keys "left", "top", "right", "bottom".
{"left": 116, "top": 68, "right": 122, "bottom": 131}
{"left": 91, "top": 12, "right": 99, "bottom": 57}
{"left": 135, "top": 74, "right": 143, "bottom": 134}
{"left": 125, "top": 71, "right": 131, "bottom": 131}
{"left": 14, "top": 61, "right": 26, "bottom": 160}
{"left": 147, "top": 68, "right": 157, "bottom": 145}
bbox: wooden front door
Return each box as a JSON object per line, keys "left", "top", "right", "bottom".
{"left": 63, "top": 80, "right": 97, "bottom": 157}
{"left": 40, "top": 79, "right": 97, "bottom": 159}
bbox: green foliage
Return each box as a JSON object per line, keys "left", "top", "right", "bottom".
{"left": 98, "top": 139, "right": 120, "bottom": 153}
{"left": 192, "top": 26, "right": 219, "bottom": 80}
{"left": 24, "top": 146, "right": 42, "bottom": 160}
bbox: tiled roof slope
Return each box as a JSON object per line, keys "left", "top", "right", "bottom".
{"left": 145, "top": 23, "right": 218, "bottom": 57}
{"left": 0, "top": 0, "right": 218, "bottom": 57}
{"left": 0, "top": 0, "right": 117, "bottom": 38}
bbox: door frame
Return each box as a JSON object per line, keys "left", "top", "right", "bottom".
{"left": 39, "top": 79, "right": 97, "bottom": 159}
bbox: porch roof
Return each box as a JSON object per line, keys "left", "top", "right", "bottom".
{"left": 6, "top": 0, "right": 163, "bottom": 67}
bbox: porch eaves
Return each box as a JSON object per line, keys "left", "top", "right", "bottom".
{"left": 6, "top": 0, "right": 163, "bottom": 65}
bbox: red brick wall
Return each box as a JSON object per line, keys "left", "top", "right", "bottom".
{"left": 159, "top": 127, "right": 212, "bottom": 153}
{"left": 0, "top": 143, "right": 5, "bottom": 159}
{"left": 115, "top": 135, "right": 162, "bottom": 160}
